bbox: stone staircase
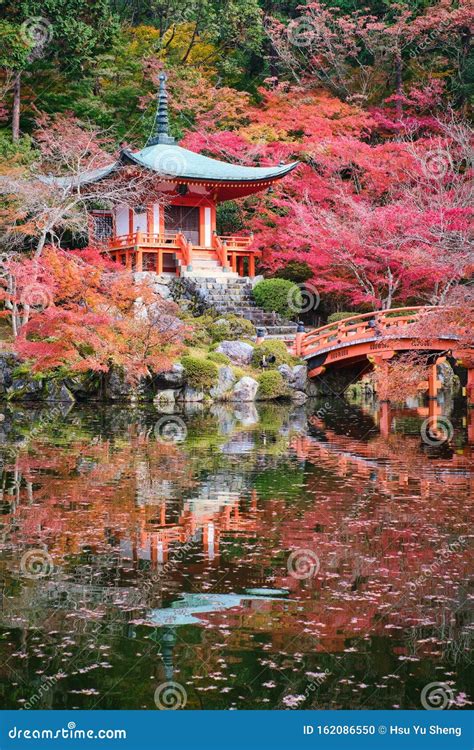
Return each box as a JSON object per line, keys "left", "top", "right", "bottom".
{"left": 189, "top": 277, "right": 298, "bottom": 345}
{"left": 179, "top": 252, "right": 240, "bottom": 280}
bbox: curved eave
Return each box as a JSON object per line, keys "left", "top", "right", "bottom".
{"left": 38, "top": 162, "right": 118, "bottom": 188}
{"left": 120, "top": 146, "right": 300, "bottom": 185}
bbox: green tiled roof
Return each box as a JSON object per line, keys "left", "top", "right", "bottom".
{"left": 122, "top": 144, "right": 299, "bottom": 183}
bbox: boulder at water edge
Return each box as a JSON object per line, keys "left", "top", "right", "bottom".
{"left": 231, "top": 376, "right": 259, "bottom": 402}
{"left": 216, "top": 340, "right": 254, "bottom": 365}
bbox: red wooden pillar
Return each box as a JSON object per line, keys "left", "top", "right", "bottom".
{"left": 135, "top": 231, "right": 143, "bottom": 272}
{"left": 467, "top": 366, "right": 474, "bottom": 406}
{"left": 379, "top": 400, "right": 392, "bottom": 438}
{"left": 467, "top": 408, "right": 474, "bottom": 445}
{"left": 248, "top": 253, "right": 255, "bottom": 278}
{"left": 157, "top": 249, "right": 163, "bottom": 275}
{"left": 294, "top": 323, "right": 305, "bottom": 357}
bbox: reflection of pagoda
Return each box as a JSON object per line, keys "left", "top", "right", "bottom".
{"left": 129, "top": 489, "right": 259, "bottom": 566}
{"left": 81, "top": 74, "right": 298, "bottom": 278}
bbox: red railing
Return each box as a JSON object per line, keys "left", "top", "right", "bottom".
{"left": 300, "top": 307, "right": 431, "bottom": 358}
{"left": 106, "top": 232, "right": 255, "bottom": 252}
{"left": 107, "top": 232, "right": 179, "bottom": 249}
{"left": 218, "top": 234, "right": 253, "bottom": 249}
{"left": 211, "top": 233, "right": 230, "bottom": 269}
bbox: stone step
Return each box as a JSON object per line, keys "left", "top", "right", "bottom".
{"left": 263, "top": 325, "right": 298, "bottom": 335}
{"left": 181, "top": 271, "right": 239, "bottom": 280}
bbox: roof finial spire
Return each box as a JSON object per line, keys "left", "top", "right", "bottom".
{"left": 146, "top": 72, "right": 175, "bottom": 147}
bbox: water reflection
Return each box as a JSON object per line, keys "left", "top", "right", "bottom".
{"left": 0, "top": 397, "right": 472, "bottom": 710}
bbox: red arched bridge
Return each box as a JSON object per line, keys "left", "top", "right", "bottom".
{"left": 293, "top": 306, "right": 474, "bottom": 401}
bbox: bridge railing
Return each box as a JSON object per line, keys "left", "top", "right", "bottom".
{"left": 301, "top": 306, "right": 429, "bottom": 357}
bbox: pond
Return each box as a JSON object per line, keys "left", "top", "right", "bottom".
{"left": 0, "top": 397, "right": 472, "bottom": 710}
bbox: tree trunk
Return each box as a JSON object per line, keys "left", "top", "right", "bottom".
{"left": 12, "top": 70, "right": 21, "bottom": 142}
{"left": 395, "top": 52, "right": 403, "bottom": 121}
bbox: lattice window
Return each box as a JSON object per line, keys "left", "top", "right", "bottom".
{"left": 93, "top": 214, "right": 113, "bottom": 240}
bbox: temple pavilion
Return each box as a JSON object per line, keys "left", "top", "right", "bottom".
{"left": 85, "top": 74, "right": 298, "bottom": 278}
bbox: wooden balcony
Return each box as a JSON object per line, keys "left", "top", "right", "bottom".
{"left": 102, "top": 231, "right": 259, "bottom": 276}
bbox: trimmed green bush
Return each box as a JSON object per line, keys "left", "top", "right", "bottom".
{"left": 327, "top": 311, "right": 356, "bottom": 324}
{"left": 181, "top": 356, "right": 218, "bottom": 390}
{"left": 209, "top": 314, "right": 255, "bottom": 342}
{"left": 252, "top": 278, "right": 301, "bottom": 319}
{"left": 251, "top": 340, "right": 294, "bottom": 370}
{"left": 207, "top": 351, "right": 231, "bottom": 365}
{"left": 257, "top": 371, "right": 290, "bottom": 400}
{"left": 275, "top": 261, "right": 313, "bottom": 284}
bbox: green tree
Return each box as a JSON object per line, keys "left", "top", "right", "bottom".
{"left": 0, "top": 0, "right": 119, "bottom": 139}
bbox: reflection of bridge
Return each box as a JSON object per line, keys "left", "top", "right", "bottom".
{"left": 295, "top": 307, "right": 474, "bottom": 399}
{"left": 292, "top": 421, "right": 474, "bottom": 497}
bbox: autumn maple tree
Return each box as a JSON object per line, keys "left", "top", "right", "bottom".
{"left": 1, "top": 246, "right": 186, "bottom": 383}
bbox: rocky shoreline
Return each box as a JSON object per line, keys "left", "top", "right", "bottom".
{"left": 0, "top": 343, "right": 310, "bottom": 405}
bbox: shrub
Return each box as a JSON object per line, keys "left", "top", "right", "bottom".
{"left": 181, "top": 356, "right": 218, "bottom": 390}
{"left": 185, "top": 315, "right": 213, "bottom": 347}
{"left": 275, "top": 261, "right": 313, "bottom": 284}
{"left": 327, "top": 311, "right": 356, "bottom": 324}
{"left": 252, "top": 278, "right": 301, "bottom": 319}
{"left": 251, "top": 340, "right": 294, "bottom": 370}
{"left": 207, "top": 351, "right": 230, "bottom": 365}
{"left": 209, "top": 314, "right": 255, "bottom": 342}
{"left": 257, "top": 371, "right": 290, "bottom": 400}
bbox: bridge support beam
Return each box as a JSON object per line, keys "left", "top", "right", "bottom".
{"left": 379, "top": 401, "right": 392, "bottom": 438}
{"left": 467, "top": 366, "right": 474, "bottom": 407}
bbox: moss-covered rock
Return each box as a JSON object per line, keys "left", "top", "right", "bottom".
{"left": 257, "top": 371, "right": 291, "bottom": 400}
{"left": 251, "top": 340, "right": 295, "bottom": 370}
{"left": 181, "top": 356, "right": 218, "bottom": 390}
{"left": 207, "top": 351, "right": 231, "bottom": 365}
{"left": 209, "top": 314, "right": 255, "bottom": 342}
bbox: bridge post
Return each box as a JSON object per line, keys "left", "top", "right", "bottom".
{"left": 255, "top": 327, "right": 266, "bottom": 346}
{"left": 379, "top": 401, "right": 392, "bottom": 438}
{"left": 466, "top": 409, "right": 474, "bottom": 445}
{"left": 467, "top": 366, "right": 474, "bottom": 407}
{"left": 294, "top": 322, "right": 305, "bottom": 357}
{"left": 427, "top": 358, "right": 444, "bottom": 400}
